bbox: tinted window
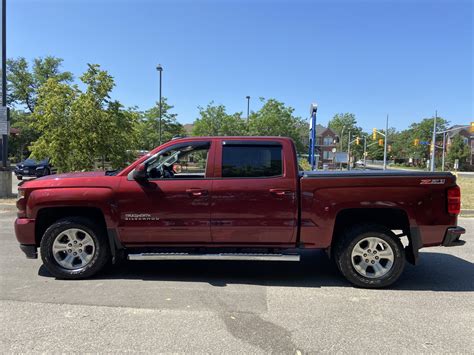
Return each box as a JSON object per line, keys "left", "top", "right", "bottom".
{"left": 222, "top": 146, "right": 282, "bottom": 178}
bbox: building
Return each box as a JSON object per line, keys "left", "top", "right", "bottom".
{"left": 314, "top": 124, "right": 338, "bottom": 165}
{"left": 446, "top": 124, "right": 474, "bottom": 167}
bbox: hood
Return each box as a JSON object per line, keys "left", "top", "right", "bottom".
{"left": 36, "top": 171, "right": 106, "bottom": 180}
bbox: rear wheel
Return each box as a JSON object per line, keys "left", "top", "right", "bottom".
{"left": 334, "top": 224, "right": 405, "bottom": 288}
{"left": 40, "top": 217, "right": 110, "bottom": 279}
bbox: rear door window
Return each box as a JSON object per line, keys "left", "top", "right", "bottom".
{"left": 222, "top": 145, "right": 282, "bottom": 178}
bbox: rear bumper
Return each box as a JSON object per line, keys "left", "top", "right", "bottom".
{"left": 20, "top": 244, "right": 38, "bottom": 259}
{"left": 442, "top": 227, "right": 466, "bottom": 247}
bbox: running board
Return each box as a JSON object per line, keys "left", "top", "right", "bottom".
{"left": 128, "top": 252, "right": 300, "bottom": 262}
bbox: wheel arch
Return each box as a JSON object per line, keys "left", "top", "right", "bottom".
{"left": 330, "top": 208, "right": 420, "bottom": 265}
{"left": 35, "top": 206, "right": 107, "bottom": 247}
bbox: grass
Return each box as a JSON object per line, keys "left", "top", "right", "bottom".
{"left": 457, "top": 177, "right": 474, "bottom": 210}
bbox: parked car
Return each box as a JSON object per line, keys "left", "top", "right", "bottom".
{"left": 14, "top": 158, "right": 52, "bottom": 180}
{"left": 14, "top": 137, "right": 465, "bottom": 288}
{"left": 355, "top": 159, "right": 366, "bottom": 167}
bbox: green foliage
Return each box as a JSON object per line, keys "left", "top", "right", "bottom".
{"left": 328, "top": 113, "right": 363, "bottom": 159}
{"left": 137, "top": 98, "right": 185, "bottom": 150}
{"left": 8, "top": 109, "right": 41, "bottom": 162}
{"left": 248, "top": 99, "right": 309, "bottom": 152}
{"left": 446, "top": 135, "right": 470, "bottom": 170}
{"left": 406, "top": 117, "right": 448, "bottom": 163}
{"left": 192, "top": 103, "right": 247, "bottom": 136}
{"left": 7, "top": 56, "right": 73, "bottom": 112}
{"left": 298, "top": 158, "right": 311, "bottom": 171}
{"left": 30, "top": 64, "right": 138, "bottom": 172}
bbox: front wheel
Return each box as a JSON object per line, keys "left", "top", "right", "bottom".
{"left": 334, "top": 224, "right": 405, "bottom": 288}
{"left": 40, "top": 217, "right": 110, "bottom": 279}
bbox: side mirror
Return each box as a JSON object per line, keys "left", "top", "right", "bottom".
{"left": 132, "top": 163, "right": 148, "bottom": 182}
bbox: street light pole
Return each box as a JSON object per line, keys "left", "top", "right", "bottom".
{"left": 430, "top": 110, "right": 437, "bottom": 172}
{"left": 383, "top": 114, "right": 388, "bottom": 170}
{"left": 1, "top": 0, "right": 7, "bottom": 168}
{"left": 156, "top": 64, "right": 163, "bottom": 146}
{"left": 246, "top": 96, "right": 250, "bottom": 122}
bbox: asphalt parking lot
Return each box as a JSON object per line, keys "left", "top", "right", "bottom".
{"left": 0, "top": 206, "right": 472, "bottom": 353}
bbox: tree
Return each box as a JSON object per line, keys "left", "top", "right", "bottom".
{"left": 248, "top": 99, "right": 308, "bottom": 152}
{"left": 7, "top": 57, "right": 73, "bottom": 160}
{"left": 137, "top": 98, "right": 185, "bottom": 150}
{"left": 7, "top": 56, "right": 73, "bottom": 113}
{"left": 446, "top": 135, "right": 470, "bottom": 170}
{"left": 328, "top": 113, "right": 363, "bottom": 160}
{"left": 402, "top": 117, "right": 448, "bottom": 166}
{"left": 8, "top": 109, "right": 40, "bottom": 162}
{"left": 30, "top": 79, "right": 78, "bottom": 172}
{"left": 192, "top": 103, "right": 247, "bottom": 136}
{"left": 31, "top": 64, "right": 138, "bottom": 172}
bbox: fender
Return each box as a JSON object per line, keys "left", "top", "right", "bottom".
{"left": 26, "top": 187, "right": 120, "bottom": 228}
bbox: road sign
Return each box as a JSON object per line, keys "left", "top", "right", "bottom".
{"left": 0, "top": 121, "right": 9, "bottom": 135}
{"left": 0, "top": 107, "right": 7, "bottom": 121}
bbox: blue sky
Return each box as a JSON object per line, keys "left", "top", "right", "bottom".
{"left": 9, "top": 0, "right": 473, "bottom": 131}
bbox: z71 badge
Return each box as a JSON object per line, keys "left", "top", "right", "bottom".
{"left": 124, "top": 213, "right": 160, "bottom": 221}
{"left": 420, "top": 179, "right": 445, "bottom": 185}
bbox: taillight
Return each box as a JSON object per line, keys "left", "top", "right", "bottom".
{"left": 447, "top": 186, "right": 461, "bottom": 215}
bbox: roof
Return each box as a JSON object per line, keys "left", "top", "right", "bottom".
{"left": 447, "top": 125, "right": 470, "bottom": 138}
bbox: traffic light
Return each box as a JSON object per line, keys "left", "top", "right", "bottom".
{"left": 378, "top": 139, "right": 384, "bottom": 147}
{"left": 356, "top": 137, "right": 360, "bottom": 145}
{"left": 372, "top": 128, "right": 377, "bottom": 140}
{"left": 414, "top": 139, "right": 419, "bottom": 146}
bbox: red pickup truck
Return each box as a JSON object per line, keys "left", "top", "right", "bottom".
{"left": 15, "top": 136, "right": 465, "bottom": 288}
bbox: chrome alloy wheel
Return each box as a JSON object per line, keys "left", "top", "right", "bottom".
{"left": 52, "top": 228, "right": 96, "bottom": 270}
{"left": 351, "top": 236, "right": 395, "bottom": 279}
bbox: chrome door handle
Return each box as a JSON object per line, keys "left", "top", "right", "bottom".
{"left": 269, "top": 189, "right": 293, "bottom": 197}
{"left": 186, "top": 188, "right": 208, "bottom": 197}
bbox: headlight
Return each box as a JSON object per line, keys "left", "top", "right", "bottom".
{"left": 17, "top": 189, "right": 25, "bottom": 199}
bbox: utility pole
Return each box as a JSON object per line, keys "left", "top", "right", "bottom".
{"left": 363, "top": 135, "right": 367, "bottom": 169}
{"left": 347, "top": 131, "right": 351, "bottom": 170}
{"left": 156, "top": 64, "right": 163, "bottom": 146}
{"left": 441, "top": 131, "right": 446, "bottom": 171}
{"left": 246, "top": 96, "right": 250, "bottom": 122}
{"left": 0, "top": 0, "right": 11, "bottom": 198}
{"left": 430, "top": 111, "right": 437, "bottom": 172}
{"left": 383, "top": 114, "right": 388, "bottom": 170}
{"left": 1, "top": 0, "right": 7, "bottom": 168}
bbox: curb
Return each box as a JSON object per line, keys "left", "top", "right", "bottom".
{"left": 460, "top": 209, "right": 474, "bottom": 218}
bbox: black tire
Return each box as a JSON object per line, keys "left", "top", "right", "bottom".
{"left": 17, "top": 175, "right": 22, "bottom": 180}
{"left": 334, "top": 224, "right": 405, "bottom": 288}
{"left": 43, "top": 168, "right": 51, "bottom": 176}
{"left": 40, "top": 217, "right": 110, "bottom": 279}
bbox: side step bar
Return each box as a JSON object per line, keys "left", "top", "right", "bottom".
{"left": 128, "top": 253, "right": 300, "bottom": 262}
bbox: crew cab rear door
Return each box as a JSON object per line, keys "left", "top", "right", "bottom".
{"left": 210, "top": 139, "right": 298, "bottom": 245}
{"left": 116, "top": 140, "right": 215, "bottom": 245}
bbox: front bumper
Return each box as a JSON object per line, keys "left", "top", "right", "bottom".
{"left": 442, "top": 227, "right": 466, "bottom": 247}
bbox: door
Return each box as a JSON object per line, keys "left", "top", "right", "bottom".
{"left": 116, "top": 140, "right": 214, "bottom": 245}
{"left": 210, "top": 140, "right": 298, "bottom": 245}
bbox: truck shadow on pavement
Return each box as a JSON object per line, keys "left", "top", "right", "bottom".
{"left": 39, "top": 250, "right": 474, "bottom": 291}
